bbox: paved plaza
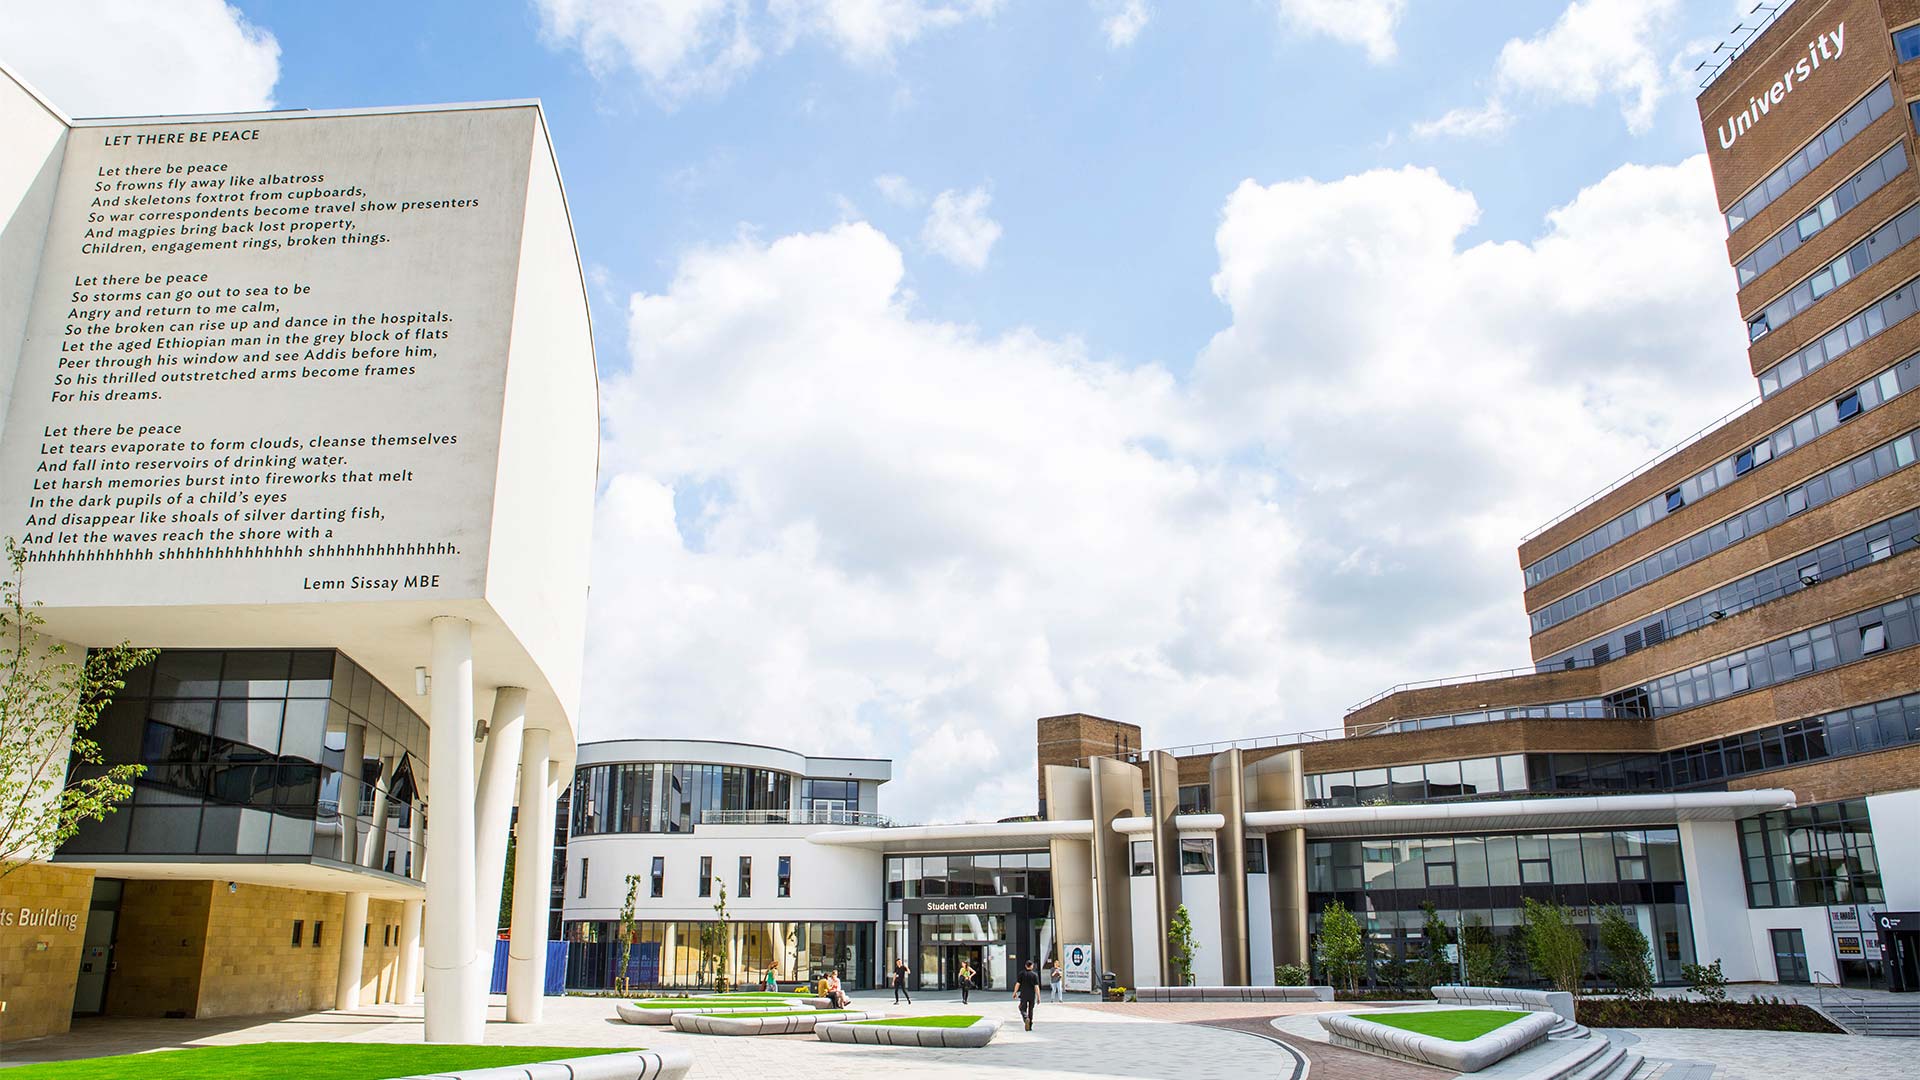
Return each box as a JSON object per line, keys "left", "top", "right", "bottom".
{"left": 5, "top": 993, "right": 1918, "bottom": 1078}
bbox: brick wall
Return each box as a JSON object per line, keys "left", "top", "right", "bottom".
{"left": 1035, "top": 713, "right": 1141, "bottom": 806}
{"left": 0, "top": 862, "right": 94, "bottom": 1042}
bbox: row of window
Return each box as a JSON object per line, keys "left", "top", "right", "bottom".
{"left": 1748, "top": 201, "right": 1920, "bottom": 343}
{"left": 577, "top": 853, "right": 793, "bottom": 900}
{"left": 1140, "top": 783, "right": 1213, "bottom": 817}
{"left": 884, "top": 852, "right": 1052, "bottom": 900}
{"left": 1726, "top": 80, "right": 1893, "bottom": 234}
{"left": 1309, "top": 828, "right": 1686, "bottom": 894}
{"left": 1542, "top": 505, "right": 1918, "bottom": 672}
{"left": 1665, "top": 692, "right": 1920, "bottom": 788}
{"left": 1306, "top": 754, "right": 1528, "bottom": 806}
{"left": 1759, "top": 267, "right": 1920, "bottom": 397}
{"left": 1529, "top": 423, "right": 1920, "bottom": 634}
{"left": 1739, "top": 799, "right": 1883, "bottom": 908}
{"left": 1128, "top": 836, "right": 1266, "bottom": 876}
{"left": 1737, "top": 141, "right": 1909, "bottom": 288}
{"left": 571, "top": 763, "right": 795, "bottom": 836}
{"left": 1524, "top": 352, "right": 1915, "bottom": 590}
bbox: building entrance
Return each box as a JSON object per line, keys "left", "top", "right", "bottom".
{"left": 71, "top": 878, "right": 122, "bottom": 1016}
{"left": 941, "top": 945, "right": 985, "bottom": 992}
{"left": 1880, "top": 912, "right": 1920, "bottom": 993}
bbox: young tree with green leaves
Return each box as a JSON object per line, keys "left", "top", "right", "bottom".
{"left": 0, "top": 540, "right": 152, "bottom": 875}
{"left": 1596, "top": 906, "right": 1654, "bottom": 999}
{"left": 698, "top": 880, "right": 733, "bottom": 992}
{"left": 616, "top": 873, "right": 642, "bottom": 994}
{"left": 1416, "top": 902, "right": 1454, "bottom": 989}
{"left": 1316, "top": 900, "right": 1364, "bottom": 991}
{"left": 1462, "top": 916, "right": 1509, "bottom": 987}
{"left": 1167, "top": 903, "right": 1197, "bottom": 986}
{"left": 1521, "top": 897, "right": 1588, "bottom": 996}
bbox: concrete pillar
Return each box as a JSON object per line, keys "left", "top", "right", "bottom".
{"left": 397, "top": 897, "right": 423, "bottom": 1005}
{"left": 336, "top": 891, "right": 370, "bottom": 1010}
{"left": 423, "top": 615, "right": 483, "bottom": 1043}
{"left": 1211, "top": 749, "right": 1249, "bottom": 985}
{"left": 506, "top": 725, "right": 555, "bottom": 1022}
{"left": 474, "top": 688, "right": 528, "bottom": 948}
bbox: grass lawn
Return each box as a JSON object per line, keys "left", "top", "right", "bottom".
{"left": 1358, "top": 1009, "right": 1528, "bottom": 1042}
{"left": 712, "top": 1009, "right": 852, "bottom": 1019}
{"left": 851, "top": 1015, "right": 982, "bottom": 1028}
{"left": 630, "top": 997, "right": 803, "bottom": 1009}
{"left": 0, "top": 1043, "right": 627, "bottom": 1080}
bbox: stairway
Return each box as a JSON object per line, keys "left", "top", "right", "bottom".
{"left": 1527, "top": 1031, "right": 1645, "bottom": 1080}
{"left": 1817, "top": 998, "right": 1920, "bottom": 1037}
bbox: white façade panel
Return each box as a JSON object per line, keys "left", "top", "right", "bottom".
{"left": 1866, "top": 789, "right": 1920, "bottom": 909}
{"left": 0, "top": 105, "right": 536, "bottom": 606}
{"left": 1129, "top": 875, "right": 1160, "bottom": 988}
{"left": 1180, "top": 871, "right": 1224, "bottom": 986}
{"left": 1247, "top": 873, "right": 1274, "bottom": 985}
{"left": 0, "top": 65, "right": 69, "bottom": 447}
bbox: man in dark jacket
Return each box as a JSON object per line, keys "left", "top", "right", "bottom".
{"left": 1014, "top": 959, "right": 1040, "bottom": 1030}
{"left": 892, "top": 958, "right": 912, "bottom": 1004}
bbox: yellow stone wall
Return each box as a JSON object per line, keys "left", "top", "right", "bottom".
{"left": 105, "top": 880, "right": 211, "bottom": 1017}
{"left": 360, "top": 898, "right": 406, "bottom": 1004}
{"left": 196, "top": 883, "right": 344, "bottom": 1018}
{"left": 0, "top": 862, "right": 94, "bottom": 1043}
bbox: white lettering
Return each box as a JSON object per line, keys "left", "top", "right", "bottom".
{"left": 1720, "top": 23, "right": 1844, "bottom": 154}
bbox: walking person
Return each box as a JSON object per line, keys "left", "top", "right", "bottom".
{"left": 1014, "top": 959, "right": 1040, "bottom": 1031}
{"left": 957, "top": 956, "right": 975, "bottom": 1004}
{"left": 1048, "top": 959, "right": 1064, "bottom": 1003}
{"left": 892, "top": 958, "right": 912, "bottom": 1004}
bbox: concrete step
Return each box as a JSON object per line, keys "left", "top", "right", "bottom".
{"left": 1820, "top": 1000, "right": 1920, "bottom": 1037}
{"left": 1566, "top": 1042, "right": 1626, "bottom": 1080}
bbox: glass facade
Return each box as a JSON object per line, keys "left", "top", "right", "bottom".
{"left": 571, "top": 762, "right": 793, "bottom": 835}
{"left": 564, "top": 919, "right": 873, "bottom": 990}
{"left": 883, "top": 851, "right": 1053, "bottom": 992}
{"left": 884, "top": 852, "right": 1051, "bottom": 900}
{"left": 1308, "top": 827, "right": 1693, "bottom": 985}
{"left": 1738, "top": 799, "right": 1884, "bottom": 908}
{"left": 63, "top": 649, "right": 427, "bottom": 880}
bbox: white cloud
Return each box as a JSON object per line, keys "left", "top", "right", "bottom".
{"left": 587, "top": 156, "right": 1753, "bottom": 823}
{"left": 920, "top": 186, "right": 1002, "bottom": 270}
{"left": 534, "top": 0, "right": 998, "bottom": 103}
{"left": 1420, "top": 0, "right": 1681, "bottom": 137}
{"left": 1275, "top": 0, "right": 1407, "bottom": 64}
{"left": 1412, "top": 99, "right": 1512, "bottom": 139}
{"left": 0, "top": 0, "right": 279, "bottom": 117}
{"left": 873, "top": 172, "right": 923, "bottom": 207}
{"left": 1099, "top": 0, "right": 1150, "bottom": 49}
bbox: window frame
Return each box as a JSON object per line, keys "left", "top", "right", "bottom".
{"left": 1179, "top": 837, "right": 1216, "bottom": 875}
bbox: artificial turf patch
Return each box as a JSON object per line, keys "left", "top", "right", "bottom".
{"left": 0, "top": 1043, "right": 626, "bottom": 1080}
{"left": 709, "top": 1009, "right": 852, "bottom": 1019}
{"left": 630, "top": 997, "right": 804, "bottom": 1008}
{"left": 850, "top": 1015, "right": 982, "bottom": 1028}
{"left": 1357, "top": 1009, "right": 1528, "bottom": 1042}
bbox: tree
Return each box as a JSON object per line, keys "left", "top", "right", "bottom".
{"left": 1596, "top": 906, "right": 1653, "bottom": 999}
{"left": 1682, "top": 958, "right": 1728, "bottom": 1002}
{"left": 0, "top": 540, "right": 152, "bottom": 875}
{"left": 699, "top": 880, "right": 732, "bottom": 992}
{"left": 498, "top": 831, "right": 516, "bottom": 933}
{"left": 1167, "top": 903, "right": 1198, "bottom": 986}
{"left": 1462, "top": 916, "right": 1509, "bottom": 987}
{"left": 1521, "top": 897, "right": 1587, "bottom": 996}
{"left": 1416, "top": 902, "right": 1454, "bottom": 989}
{"left": 1316, "top": 900, "right": 1364, "bottom": 991}
{"left": 615, "top": 873, "right": 641, "bottom": 994}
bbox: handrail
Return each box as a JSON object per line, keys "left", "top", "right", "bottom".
{"left": 1696, "top": 0, "right": 1802, "bottom": 92}
{"left": 1519, "top": 394, "right": 1760, "bottom": 546}
{"left": 699, "top": 808, "right": 895, "bottom": 828}
{"left": 1346, "top": 665, "right": 1553, "bottom": 713}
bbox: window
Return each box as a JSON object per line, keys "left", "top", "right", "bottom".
{"left": 1180, "top": 837, "right": 1215, "bottom": 875}
{"left": 650, "top": 855, "right": 664, "bottom": 898}
{"left": 364, "top": 925, "right": 370, "bottom": 946}
{"left": 1728, "top": 81, "right": 1894, "bottom": 234}
{"left": 1862, "top": 623, "right": 1887, "bottom": 654}
{"left": 699, "top": 855, "right": 712, "bottom": 897}
{"left": 291, "top": 919, "right": 304, "bottom": 947}
{"left": 1836, "top": 391, "right": 1863, "bottom": 421}
{"left": 312, "top": 921, "right": 323, "bottom": 947}
{"left": 1176, "top": 784, "right": 1211, "bottom": 814}
{"left": 1748, "top": 314, "right": 1770, "bottom": 342}
{"left": 778, "top": 855, "right": 792, "bottom": 898}
{"left": 738, "top": 855, "right": 752, "bottom": 898}
{"left": 1665, "top": 488, "right": 1685, "bottom": 513}
{"left": 1735, "top": 447, "right": 1756, "bottom": 475}
{"left": 1245, "top": 837, "right": 1267, "bottom": 874}
{"left": 579, "top": 857, "right": 589, "bottom": 898}
{"left": 1870, "top": 535, "right": 1893, "bottom": 561}
{"left": 1740, "top": 799, "right": 1884, "bottom": 907}
{"left": 1786, "top": 487, "right": 1808, "bottom": 514}
{"left": 1901, "top": 25, "right": 1920, "bottom": 64}
{"left": 1130, "top": 839, "right": 1154, "bottom": 876}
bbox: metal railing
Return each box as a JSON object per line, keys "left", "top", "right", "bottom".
{"left": 1346, "top": 665, "right": 1557, "bottom": 714}
{"left": 1519, "top": 394, "right": 1760, "bottom": 546}
{"left": 699, "top": 808, "right": 894, "bottom": 828}
{"left": 1697, "top": 1, "right": 1801, "bottom": 92}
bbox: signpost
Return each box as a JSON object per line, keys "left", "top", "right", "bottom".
{"left": 1064, "top": 942, "right": 1094, "bottom": 993}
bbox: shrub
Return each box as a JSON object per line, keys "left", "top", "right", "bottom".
{"left": 1167, "top": 904, "right": 1198, "bottom": 986}
{"left": 1596, "top": 906, "right": 1653, "bottom": 1000}
{"left": 1415, "top": 903, "right": 1453, "bottom": 989}
{"left": 1576, "top": 997, "right": 1840, "bottom": 1033}
{"left": 1522, "top": 897, "right": 1587, "bottom": 996}
{"left": 1681, "top": 959, "right": 1728, "bottom": 1003}
{"left": 1274, "top": 963, "right": 1310, "bottom": 986}
{"left": 1462, "top": 916, "right": 1509, "bottom": 987}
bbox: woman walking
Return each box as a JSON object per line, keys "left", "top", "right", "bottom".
{"left": 1049, "top": 959, "right": 1064, "bottom": 1002}
{"left": 957, "top": 957, "right": 975, "bottom": 1004}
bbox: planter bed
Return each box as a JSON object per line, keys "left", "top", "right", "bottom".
{"left": 1576, "top": 998, "right": 1845, "bottom": 1033}
{"left": 816, "top": 1015, "right": 1000, "bottom": 1048}
{"left": 617, "top": 1001, "right": 811, "bottom": 1024}
{"left": 1319, "top": 1007, "right": 1556, "bottom": 1072}
{"left": 0, "top": 1043, "right": 692, "bottom": 1080}
{"left": 672, "top": 1009, "right": 885, "bottom": 1035}
{"left": 1134, "top": 985, "right": 1333, "bottom": 1003}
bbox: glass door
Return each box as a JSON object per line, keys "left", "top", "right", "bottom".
{"left": 1770, "top": 929, "right": 1810, "bottom": 983}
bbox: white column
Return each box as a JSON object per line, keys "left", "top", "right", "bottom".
{"left": 423, "top": 615, "right": 483, "bottom": 1043}
{"left": 1678, "top": 819, "right": 1763, "bottom": 981}
{"left": 336, "top": 891, "right": 370, "bottom": 1010}
{"left": 474, "top": 688, "right": 528, "bottom": 946}
{"left": 506, "top": 725, "right": 555, "bottom": 1022}
{"left": 397, "top": 897, "right": 423, "bottom": 1005}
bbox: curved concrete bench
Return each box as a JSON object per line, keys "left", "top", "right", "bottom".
{"left": 815, "top": 1017, "right": 1001, "bottom": 1048}
{"left": 1318, "top": 1008, "right": 1555, "bottom": 1073}
{"left": 1134, "top": 986, "right": 1333, "bottom": 1003}
{"left": 394, "top": 1047, "right": 693, "bottom": 1080}
{"left": 617, "top": 1002, "right": 807, "bottom": 1025}
{"left": 672, "top": 1009, "right": 886, "bottom": 1035}
{"left": 1431, "top": 984, "right": 1574, "bottom": 1023}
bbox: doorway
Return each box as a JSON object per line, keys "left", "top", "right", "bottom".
{"left": 943, "top": 945, "right": 983, "bottom": 992}
{"left": 1769, "top": 928, "right": 1810, "bottom": 984}
{"left": 72, "top": 878, "right": 123, "bottom": 1016}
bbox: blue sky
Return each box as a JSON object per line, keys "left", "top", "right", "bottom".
{"left": 4, "top": 0, "right": 1773, "bottom": 820}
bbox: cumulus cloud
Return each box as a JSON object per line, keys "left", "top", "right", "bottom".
{"left": 586, "top": 156, "right": 1752, "bottom": 823}
{"left": 1420, "top": 0, "right": 1681, "bottom": 137}
{"left": 1275, "top": 0, "right": 1407, "bottom": 64}
{"left": 1099, "top": 0, "right": 1150, "bottom": 49}
{"left": 0, "top": 0, "right": 279, "bottom": 117}
{"left": 873, "top": 172, "right": 923, "bottom": 207}
{"left": 920, "top": 186, "right": 1002, "bottom": 270}
{"left": 534, "top": 0, "right": 999, "bottom": 103}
